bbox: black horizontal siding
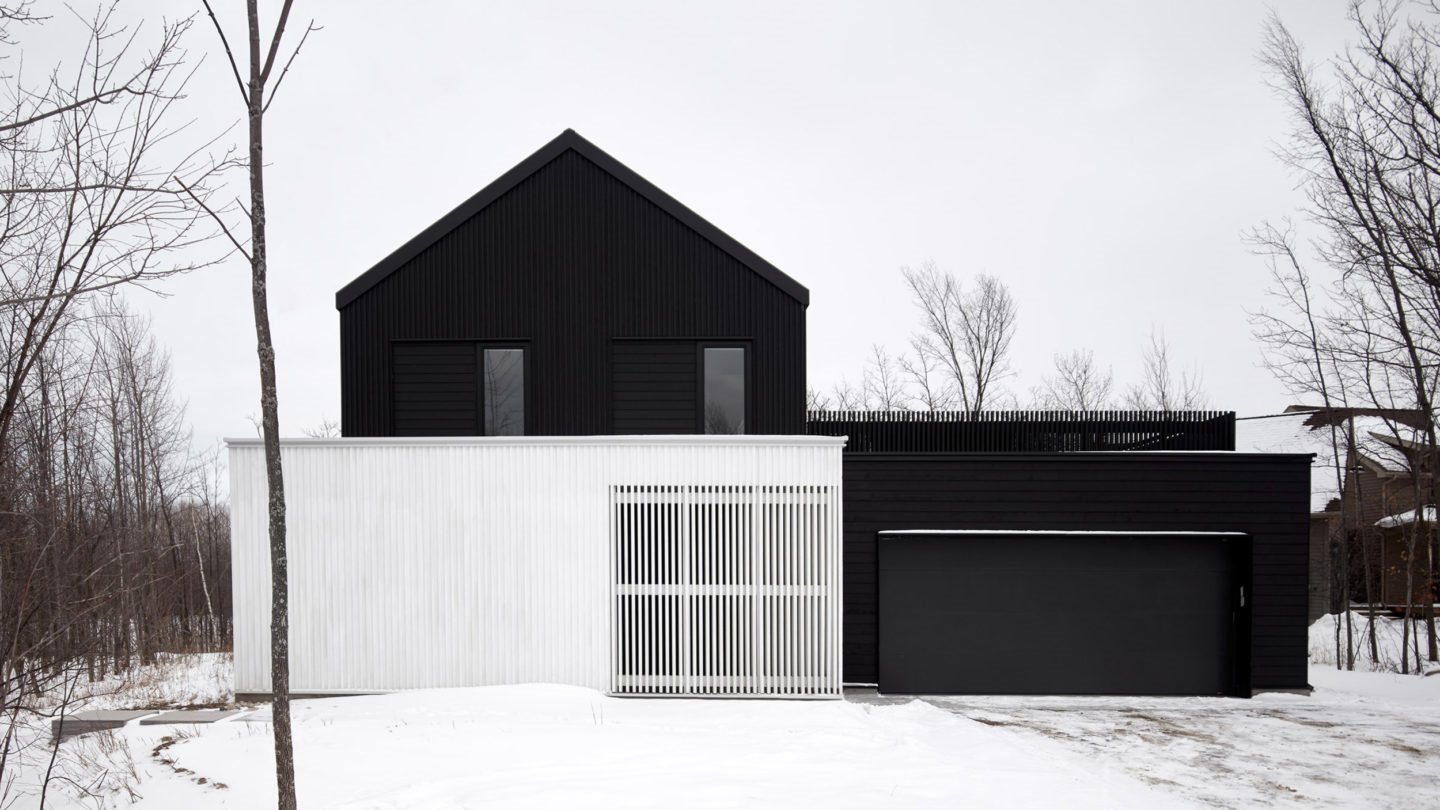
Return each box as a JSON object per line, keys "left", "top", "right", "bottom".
{"left": 392, "top": 342, "right": 477, "bottom": 436}
{"left": 840, "top": 453, "right": 1311, "bottom": 691}
{"left": 613, "top": 340, "right": 696, "bottom": 434}
{"left": 340, "top": 149, "right": 805, "bottom": 437}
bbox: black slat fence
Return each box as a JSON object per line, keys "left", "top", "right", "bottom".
{"left": 805, "top": 410, "right": 1235, "bottom": 453}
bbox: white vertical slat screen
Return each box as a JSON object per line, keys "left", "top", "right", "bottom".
{"left": 610, "top": 482, "right": 842, "bottom": 698}
{"left": 229, "top": 435, "right": 843, "bottom": 698}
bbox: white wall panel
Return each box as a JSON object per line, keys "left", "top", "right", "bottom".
{"left": 229, "top": 436, "right": 843, "bottom": 697}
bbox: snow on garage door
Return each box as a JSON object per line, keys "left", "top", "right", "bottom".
{"left": 878, "top": 530, "right": 1249, "bottom": 696}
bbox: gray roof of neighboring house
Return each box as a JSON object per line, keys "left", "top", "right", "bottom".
{"left": 1236, "top": 411, "right": 1422, "bottom": 513}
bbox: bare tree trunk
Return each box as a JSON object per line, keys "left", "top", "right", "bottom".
{"left": 1403, "top": 528, "right": 1414, "bottom": 675}
{"left": 1422, "top": 527, "right": 1434, "bottom": 660}
{"left": 188, "top": 508, "right": 217, "bottom": 645}
{"left": 242, "top": 0, "right": 296, "bottom": 802}
{"left": 193, "top": 2, "right": 318, "bottom": 806}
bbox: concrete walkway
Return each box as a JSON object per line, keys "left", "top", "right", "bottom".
{"left": 52, "top": 708, "right": 244, "bottom": 742}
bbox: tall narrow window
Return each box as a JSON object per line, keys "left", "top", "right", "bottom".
{"left": 703, "top": 347, "right": 745, "bottom": 434}
{"left": 483, "top": 348, "right": 525, "bottom": 436}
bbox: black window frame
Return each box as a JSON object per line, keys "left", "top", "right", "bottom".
{"left": 697, "top": 341, "right": 750, "bottom": 435}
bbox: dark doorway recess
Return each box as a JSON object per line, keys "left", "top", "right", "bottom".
{"left": 878, "top": 530, "right": 1252, "bottom": 697}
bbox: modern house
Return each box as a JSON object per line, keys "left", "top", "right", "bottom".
{"left": 230, "top": 130, "right": 1313, "bottom": 700}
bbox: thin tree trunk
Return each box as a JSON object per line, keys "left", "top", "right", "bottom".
{"left": 188, "top": 508, "right": 217, "bottom": 646}
{"left": 243, "top": 1, "right": 296, "bottom": 805}
{"left": 1428, "top": 526, "right": 1438, "bottom": 662}
{"left": 1351, "top": 425, "right": 1381, "bottom": 668}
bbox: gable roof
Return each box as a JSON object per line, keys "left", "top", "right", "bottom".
{"left": 335, "top": 129, "right": 809, "bottom": 309}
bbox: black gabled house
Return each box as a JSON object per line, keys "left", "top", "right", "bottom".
{"left": 336, "top": 129, "right": 807, "bottom": 438}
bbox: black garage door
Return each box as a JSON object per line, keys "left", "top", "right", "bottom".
{"left": 878, "top": 530, "right": 1247, "bottom": 696}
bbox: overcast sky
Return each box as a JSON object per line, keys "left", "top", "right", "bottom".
{"left": 25, "top": 1, "right": 1362, "bottom": 448}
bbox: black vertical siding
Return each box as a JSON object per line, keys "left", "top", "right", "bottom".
{"left": 840, "top": 453, "right": 1312, "bottom": 691}
{"left": 340, "top": 149, "right": 806, "bottom": 437}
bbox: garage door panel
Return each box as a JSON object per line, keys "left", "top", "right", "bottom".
{"left": 879, "top": 532, "right": 1240, "bottom": 696}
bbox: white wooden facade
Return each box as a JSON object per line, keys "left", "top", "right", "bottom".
{"left": 229, "top": 436, "right": 844, "bottom": 698}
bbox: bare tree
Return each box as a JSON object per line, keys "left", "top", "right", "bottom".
{"left": 1124, "top": 328, "right": 1206, "bottom": 410}
{"left": 0, "top": 8, "right": 231, "bottom": 799}
{"left": 1033, "top": 349, "right": 1114, "bottom": 410}
{"left": 0, "top": 4, "right": 217, "bottom": 463}
{"left": 828, "top": 378, "right": 863, "bottom": 410}
{"left": 1264, "top": 1, "right": 1440, "bottom": 663}
{"left": 301, "top": 417, "right": 339, "bottom": 438}
{"left": 192, "top": 3, "right": 319, "bottom": 807}
{"left": 861, "top": 344, "right": 909, "bottom": 410}
{"left": 901, "top": 262, "right": 1016, "bottom": 414}
{"left": 805, "top": 386, "right": 832, "bottom": 411}
{"left": 0, "top": 296, "right": 232, "bottom": 804}
{"left": 897, "top": 335, "right": 955, "bottom": 411}
{"left": 1248, "top": 222, "right": 1378, "bottom": 669}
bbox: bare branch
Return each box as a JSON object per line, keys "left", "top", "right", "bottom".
{"left": 261, "top": 20, "right": 320, "bottom": 115}
{"left": 174, "top": 174, "right": 250, "bottom": 262}
{"left": 198, "top": 0, "right": 248, "bottom": 105}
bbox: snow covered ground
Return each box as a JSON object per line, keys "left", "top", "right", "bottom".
{"left": 1, "top": 653, "right": 234, "bottom": 809}
{"left": 17, "top": 684, "right": 1184, "bottom": 809}
{"left": 1309, "top": 610, "right": 1440, "bottom": 674}
{"left": 6, "top": 624, "right": 1438, "bottom": 809}
{"left": 55, "top": 652, "right": 234, "bottom": 711}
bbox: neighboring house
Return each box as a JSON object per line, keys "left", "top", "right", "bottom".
{"left": 1237, "top": 406, "right": 1435, "bottom": 617}
{"left": 1375, "top": 508, "right": 1439, "bottom": 608}
{"left": 1345, "top": 421, "right": 1437, "bottom": 610}
{"left": 229, "top": 130, "right": 1312, "bottom": 699}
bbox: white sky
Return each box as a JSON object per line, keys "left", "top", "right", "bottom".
{"left": 20, "top": 1, "right": 1361, "bottom": 448}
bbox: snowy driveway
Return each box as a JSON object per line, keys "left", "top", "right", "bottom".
{"left": 919, "top": 668, "right": 1440, "bottom": 808}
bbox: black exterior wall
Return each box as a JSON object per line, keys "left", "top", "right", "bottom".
{"left": 338, "top": 131, "right": 807, "bottom": 437}
{"left": 841, "top": 452, "right": 1312, "bottom": 691}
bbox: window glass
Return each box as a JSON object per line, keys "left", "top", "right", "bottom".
{"left": 703, "top": 347, "right": 745, "bottom": 434}
{"left": 483, "top": 348, "right": 525, "bottom": 436}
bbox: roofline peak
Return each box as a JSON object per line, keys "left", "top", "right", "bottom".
{"left": 335, "top": 130, "right": 808, "bottom": 309}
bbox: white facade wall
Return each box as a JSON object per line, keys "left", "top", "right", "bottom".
{"left": 229, "top": 436, "right": 843, "bottom": 697}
